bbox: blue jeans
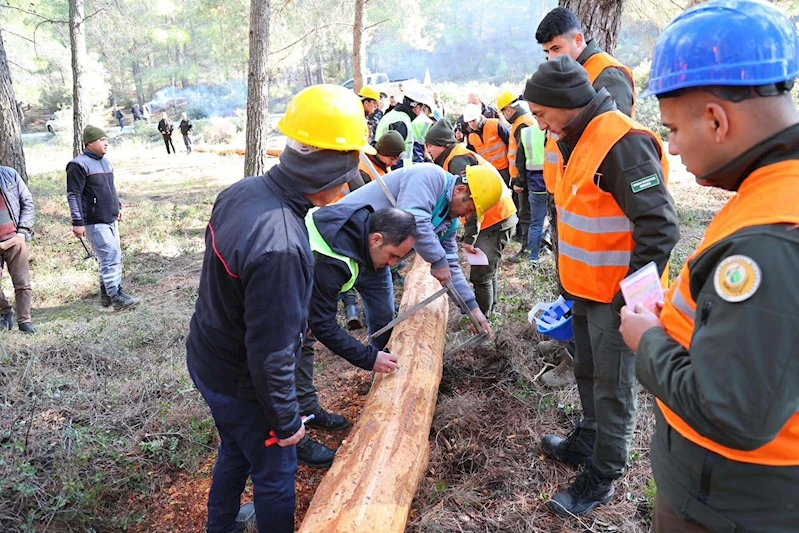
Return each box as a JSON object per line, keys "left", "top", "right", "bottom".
{"left": 188, "top": 360, "right": 298, "bottom": 533}
{"left": 354, "top": 266, "right": 394, "bottom": 350}
{"left": 527, "top": 192, "right": 548, "bottom": 260}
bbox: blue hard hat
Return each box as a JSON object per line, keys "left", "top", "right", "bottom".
{"left": 643, "top": 0, "right": 799, "bottom": 98}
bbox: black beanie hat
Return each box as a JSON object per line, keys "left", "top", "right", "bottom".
{"left": 424, "top": 119, "right": 457, "bottom": 146}
{"left": 524, "top": 55, "right": 596, "bottom": 109}
{"left": 375, "top": 131, "right": 406, "bottom": 157}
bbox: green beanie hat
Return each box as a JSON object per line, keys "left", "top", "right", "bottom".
{"left": 424, "top": 119, "right": 458, "bottom": 147}
{"left": 375, "top": 131, "right": 406, "bottom": 157}
{"left": 83, "top": 125, "right": 107, "bottom": 146}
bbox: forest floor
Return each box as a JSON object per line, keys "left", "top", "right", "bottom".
{"left": 0, "top": 133, "right": 729, "bottom": 532}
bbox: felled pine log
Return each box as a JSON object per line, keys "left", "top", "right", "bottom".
{"left": 192, "top": 146, "right": 283, "bottom": 157}
{"left": 298, "top": 254, "right": 449, "bottom": 533}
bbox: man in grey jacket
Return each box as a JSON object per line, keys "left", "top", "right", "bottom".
{"left": 0, "top": 165, "right": 35, "bottom": 333}
{"left": 337, "top": 162, "right": 495, "bottom": 337}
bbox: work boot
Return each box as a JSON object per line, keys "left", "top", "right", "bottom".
{"left": 541, "top": 426, "right": 595, "bottom": 467}
{"left": 549, "top": 466, "right": 615, "bottom": 518}
{"left": 538, "top": 340, "right": 565, "bottom": 358}
{"left": 304, "top": 407, "right": 348, "bottom": 431}
{"left": 233, "top": 502, "right": 255, "bottom": 532}
{"left": 297, "top": 438, "right": 336, "bottom": 469}
{"left": 0, "top": 310, "right": 14, "bottom": 331}
{"left": 111, "top": 288, "right": 140, "bottom": 310}
{"left": 100, "top": 283, "right": 112, "bottom": 307}
{"left": 540, "top": 353, "right": 575, "bottom": 388}
{"left": 18, "top": 322, "right": 36, "bottom": 334}
{"left": 345, "top": 304, "right": 363, "bottom": 331}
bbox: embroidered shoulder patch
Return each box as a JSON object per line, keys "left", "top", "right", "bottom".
{"left": 714, "top": 255, "right": 762, "bottom": 303}
{"left": 630, "top": 174, "right": 660, "bottom": 193}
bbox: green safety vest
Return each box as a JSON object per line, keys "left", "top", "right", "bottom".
{"left": 375, "top": 109, "right": 414, "bottom": 166}
{"left": 411, "top": 115, "right": 433, "bottom": 147}
{"left": 520, "top": 121, "right": 546, "bottom": 172}
{"left": 304, "top": 208, "right": 359, "bottom": 292}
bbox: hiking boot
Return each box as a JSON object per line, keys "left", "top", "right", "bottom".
{"left": 549, "top": 466, "right": 615, "bottom": 518}
{"left": 100, "top": 283, "right": 112, "bottom": 307}
{"left": 345, "top": 304, "right": 363, "bottom": 331}
{"left": 0, "top": 310, "right": 14, "bottom": 331}
{"left": 111, "top": 288, "right": 140, "bottom": 310}
{"left": 540, "top": 353, "right": 575, "bottom": 388}
{"left": 541, "top": 426, "right": 595, "bottom": 467}
{"left": 233, "top": 502, "right": 255, "bottom": 532}
{"left": 18, "top": 322, "right": 35, "bottom": 334}
{"left": 304, "top": 408, "right": 348, "bottom": 431}
{"left": 297, "top": 438, "right": 336, "bottom": 469}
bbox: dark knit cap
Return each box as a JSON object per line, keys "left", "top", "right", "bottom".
{"left": 375, "top": 131, "right": 406, "bottom": 157}
{"left": 524, "top": 55, "right": 596, "bottom": 109}
{"left": 424, "top": 119, "right": 457, "bottom": 146}
{"left": 83, "top": 125, "right": 107, "bottom": 146}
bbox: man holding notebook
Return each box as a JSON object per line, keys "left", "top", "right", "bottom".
{"left": 523, "top": 56, "right": 679, "bottom": 517}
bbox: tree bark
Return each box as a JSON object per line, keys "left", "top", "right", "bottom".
{"left": 0, "top": 31, "right": 28, "bottom": 183}
{"left": 299, "top": 254, "right": 449, "bottom": 533}
{"left": 560, "top": 0, "right": 625, "bottom": 55}
{"left": 244, "top": 0, "right": 270, "bottom": 177}
{"left": 353, "top": 0, "right": 366, "bottom": 93}
{"left": 132, "top": 57, "right": 145, "bottom": 107}
{"left": 70, "top": 0, "right": 89, "bottom": 158}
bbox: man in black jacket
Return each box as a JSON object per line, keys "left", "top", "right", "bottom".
{"left": 178, "top": 112, "right": 193, "bottom": 154}
{"left": 185, "top": 85, "right": 375, "bottom": 533}
{"left": 157, "top": 113, "right": 175, "bottom": 155}
{"left": 296, "top": 204, "right": 416, "bottom": 466}
{"left": 525, "top": 57, "right": 679, "bottom": 518}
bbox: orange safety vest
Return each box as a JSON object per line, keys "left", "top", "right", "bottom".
{"left": 468, "top": 119, "right": 509, "bottom": 171}
{"left": 658, "top": 161, "right": 799, "bottom": 466}
{"left": 555, "top": 111, "right": 668, "bottom": 302}
{"left": 358, "top": 152, "right": 387, "bottom": 184}
{"left": 543, "top": 52, "right": 636, "bottom": 194}
{"left": 508, "top": 114, "right": 536, "bottom": 180}
{"left": 441, "top": 144, "right": 516, "bottom": 231}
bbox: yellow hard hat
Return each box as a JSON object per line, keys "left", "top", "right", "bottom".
{"left": 465, "top": 166, "right": 504, "bottom": 224}
{"left": 358, "top": 85, "right": 381, "bottom": 101}
{"left": 497, "top": 90, "right": 517, "bottom": 111}
{"left": 279, "top": 84, "right": 376, "bottom": 154}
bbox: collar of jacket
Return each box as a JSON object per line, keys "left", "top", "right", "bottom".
{"left": 698, "top": 122, "right": 799, "bottom": 192}
{"left": 83, "top": 148, "right": 104, "bottom": 161}
{"left": 315, "top": 203, "right": 376, "bottom": 272}
{"left": 394, "top": 102, "right": 416, "bottom": 120}
{"left": 576, "top": 39, "right": 602, "bottom": 65}
{"left": 261, "top": 166, "right": 314, "bottom": 219}
{"left": 561, "top": 89, "right": 617, "bottom": 150}
{"left": 367, "top": 153, "right": 388, "bottom": 172}
{"left": 435, "top": 144, "right": 457, "bottom": 167}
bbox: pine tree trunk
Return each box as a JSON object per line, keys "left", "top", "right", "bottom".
{"left": 0, "top": 31, "right": 28, "bottom": 183}
{"left": 560, "top": 0, "right": 625, "bottom": 55}
{"left": 132, "top": 58, "right": 145, "bottom": 107}
{"left": 244, "top": 0, "right": 270, "bottom": 177}
{"left": 70, "top": 0, "right": 89, "bottom": 158}
{"left": 353, "top": 0, "right": 366, "bottom": 93}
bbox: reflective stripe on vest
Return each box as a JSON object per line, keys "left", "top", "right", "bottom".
{"left": 520, "top": 121, "right": 546, "bottom": 171}
{"left": 583, "top": 52, "right": 636, "bottom": 118}
{"left": 659, "top": 161, "right": 799, "bottom": 466}
{"left": 468, "top": 119, "right": 509, "bottom": 171}
{"left": 304, "top": 208, "right": 359, "bottom": 292}
{"left": 555, "top": 111, "right": 669, "bottom": 302}
{"left": 375, "top": 110, "right": 414, "bottom": 166}
{"left": 359, "top": 152, "right": 387, "bottom": 184}
{"left": 508, "top": 114, "right": 536, "bottom": 179}
{"left": 441, "top": 144, "right": 516, "bottom": 231}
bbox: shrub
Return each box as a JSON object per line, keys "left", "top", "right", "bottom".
{"left": 202, "top": 117, "right": 237, "bottom": 144}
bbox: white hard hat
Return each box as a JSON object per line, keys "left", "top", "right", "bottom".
{"left": 462, "top": 103, "right": 482, "bottom": 123}
{"left": 403, "top": 83, "right": 436, "bottom": 111}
